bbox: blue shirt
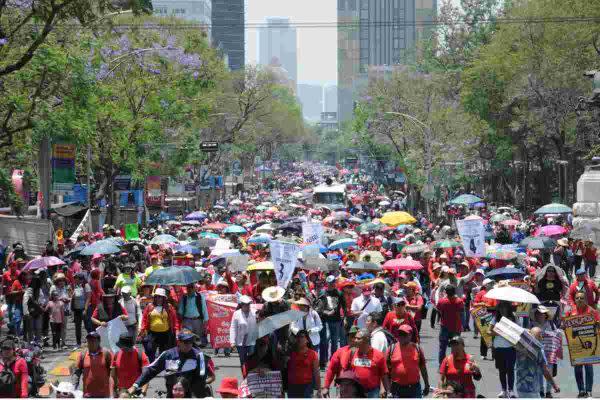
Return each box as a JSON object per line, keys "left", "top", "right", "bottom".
{"left": 516, "top": 349, "right": 548, "bottom": 394}
{"left": 179, "top": 295, "right": 200, "bottom": 319}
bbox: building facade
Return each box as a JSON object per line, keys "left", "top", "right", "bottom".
{"left": 258, "top": 17, "right": 298, "bottom": 87}
{"left": 152, "top": 0, "right": 212, "bottom": 37}
{"left": 211, "top": 0, "right": 245, "bottom": 71}
{"left": 297, "top": 84, "right": 323, "bottom": 121}
{"left": 324, "top": 85, "right": 338, "bottom": 113}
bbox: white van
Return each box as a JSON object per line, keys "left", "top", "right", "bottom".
{"left": 312, "top": 183, "right": 347, "bottom": 211}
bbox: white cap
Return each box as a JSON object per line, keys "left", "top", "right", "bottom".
{"left": 154, "top": 288, "right": 167, "bottom": 297}
{"left": 326, "top": 275, "right": 336, "bottom": 283}
{"left": 475, "top": 269, "right": 485, "bottom": 275}
{"left": 239, "top": 295, "right": 252, "bottom": 304}
{"left": 441, "top": 266, "right": 450, "bottom": 273}
{"left": 121, "top": 286, "right": 132, "bottom": 294}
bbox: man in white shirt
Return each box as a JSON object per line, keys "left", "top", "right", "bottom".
{"left": 119, "top": 286, "right": 140, "bottom": 338}
{"left": 290, "top": 298, "right": 323, "bottom": 348}
{"left": 366, "top": 311, "right": 389, "bottom": 354}
{"left": 351, "top": 286, "right": 382, "bottom": 328}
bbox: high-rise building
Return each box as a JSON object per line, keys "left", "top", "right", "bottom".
{"left": 338, "top": 0, "right": 434, "bottom": 123}
{"left": 211, "top": 0, "right": 245, "bottom": 71}
{"left": 152, "top": 0, "right": 212, "bottom": 37}
{"left": 258, "top": 17, "right": 298, "bottom": 86}
{"left": 297, "top": 84, "right": 323, "bottom": 121}
{"left": 416, "top": 0, "right": 437, "bottom": 44}
{"left": 323, "top": 85, "right": 338, "bottom": 113}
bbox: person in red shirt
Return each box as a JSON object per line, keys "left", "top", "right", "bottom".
{"left": 583, "top": 240, "right": 598, "bottom": 278}
{"left": 111, "top": 333, "right": 149, "bottom": 397}
{"left": 286, "top": 330, "right": 321, "bottom": 398}
{"left": 405, "top": 282, "right": 425, "bottom": 333}
{"left": 322, "top": 326, "right": 358, "bottom": 398}
{"left": 72, "top": 331, "right": 113, "bottom": 398}
{"left": 471, "top": 279, "right": 496, "bottom": 359}
{"left": 436, "top": 285, "right": 465, "bottom": 365}
{"left": 439, "top": 336, "right": 481, "bottom": 398}
{"left": 565, "top": 290, "right": 600, "bottom": 397}
{"left": 339, "top": 328, "right": 390, "bottom": 398}
{"left": 0, "top": 339, "right": 28, "bottom": 398}
{"left": 2, "top": 261, "right": 20, "bottom": 336}
{"left": 568, "top": 268, "right": 599, "bottom": 309}
{"left": 388, "top": 324, "right": 430, "bottom": 398}
{"left": 383, "top": 297, "right": 419, "bottom": 343}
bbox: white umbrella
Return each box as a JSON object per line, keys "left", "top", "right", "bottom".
{"left": 255, "top": 224, "right": 274, "bottom": 233}
{"left": 379, "top": 200, "right": 391, "bottom": 206}
{"left": 484, "top": 286, "right": 540, "bottom": 304}
{"left": 258, "top": 310, "right": 306, "bottom": 338}
{"left": 230, "top": 199, "right": 242, "bottom": 205}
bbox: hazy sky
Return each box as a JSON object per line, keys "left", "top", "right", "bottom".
{"left": 245, "top": 0, "right": 337, "bottom": 86}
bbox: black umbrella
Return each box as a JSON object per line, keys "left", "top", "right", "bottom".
{"left": 485, "top": 267, "right": 527, "bottom": 281}
{"left": 345, "top": 262, "right": 381, "bottom": 272}
{"left": 519, "top": 236, "right": 556, "bottom": 250}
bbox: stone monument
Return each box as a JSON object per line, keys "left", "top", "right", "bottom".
{"left": 572, "top": 157, "right": 600, "bottom": 244}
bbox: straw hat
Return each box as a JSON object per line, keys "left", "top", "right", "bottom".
{"left": 154, "top": 288, "right": 168, "bottom": 298}
{"left": 262, "top": 286, "right": 285, "bottom": 303}
{"left": 557, "top": 238, "right": 568, "bottom": 246}
{"left": 293, "top": 298, "right": 311, "bottom": 307}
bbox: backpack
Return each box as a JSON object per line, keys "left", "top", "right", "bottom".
{"left": 379, "top": 329, "right": 397, "bottom": 347}
{"left": 0, "top": 361, "right": 16, "bottom": 396}
{"left": 116, "top": 349, "right": 144, "bottom": 374}
{"left": 386, "top": 342, "right": 422, "bottom": 372}
{"left": 78, "top": 350, "right": 112, "bottom": 373}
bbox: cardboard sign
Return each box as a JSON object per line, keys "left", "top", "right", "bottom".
{"left": 509, "top": 281, "right": 532, "bottom": 317}
{"left": 563, "top": 314, "right": 600, "bottom": 365}
{"left": 125, "top": 223, "right": 139, "bottom": 240}
{"left": 227, "top": 255, "right": 250, "bottom": 272}
{"left": 239, "top": 371, "right": 283, "bottom": 398}
{"left": 270, "top": 240, "right": 299, "bottom": 289}
{"left": 206, "top": 294, "right": 237, "bottom": 349}
{"left": 456, "top": 219, "right": 485, "bottom": 257}
{"left": 302, "top": 222, "right": 324, "bottom": 245}
{"left": 493, "top": 316, "right": 543, "bottom": 360}
{"left": 471, "top": 306, "right": 494, "bottom": 347}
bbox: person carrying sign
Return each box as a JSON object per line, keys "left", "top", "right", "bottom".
{"left": 564, "top": 290, "right": 600, "bottom": 398}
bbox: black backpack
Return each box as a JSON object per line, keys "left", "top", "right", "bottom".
{"left": 0, "top": 361, "right": 16, "bottom": 396}
{"left": 380, "top": 328, "right": 397, "bottom": 347}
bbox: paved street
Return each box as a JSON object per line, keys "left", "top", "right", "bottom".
{"left": 40, "top": 316, "right": 593, "bottom": 398}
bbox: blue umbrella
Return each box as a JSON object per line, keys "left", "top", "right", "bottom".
{"left": 105, "top": 237, "right": 126, "bottom": 246}
{"left": 146, "top": 266, "right": 202, "bottom": 286}
{"left": 80, "top": 240, "right": 121, "bottom": 256}
{"left": 449, "top": 194, "right": 483, "bottom": 205}
{"left": 396, "top": 225, "right": 412, "bottom": 232}
{"left": 534, "top": 203, "right": 572, "bottom": 215}
{"left": 223, "top": 225, "right": 247, "bottom": 234}
{"left": 185, "top": 211, "right": 208, "bottom": 221}
{"left": 150, "top": 234, "right": 178, "bottom": 245}
{"left": 156, "top": 211, "right": 176, "bottom": 221}
{"left": 248, "top": 235, "right": 272, "bottom": 244}
{"left": 173, "top": 244, "right": 201, "bottom": 255}
{"left": 328, "top": 238, "right": 357, "bottom": 250}
{"left": 200, "top": 232, "right": 220, "bottom": 239}
{"left": 485, "top": 267, "right": 526, "bottom": 281}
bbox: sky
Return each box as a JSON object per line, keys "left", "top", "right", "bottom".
{"left": 245, "top": 0, "right": 337, "bottom": 86}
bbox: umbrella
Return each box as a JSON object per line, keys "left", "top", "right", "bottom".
{"left": 380, "top": 211, "right": 417, "bottom": 227}
{"left": 465, "top": 215, "right": 483, "bottom": 220}
{"left": 520, "top": 236, "right": 556, "bottom": 250}
{"left": 223, "top": 225, "right": 247, "bottom": 234}
{"left": 345, "top": 261, "right": 381, "bottom": 271}
{"left": 449, "top": 194, "right": 483, "bottom": 205}
{"left": 329, "top": 238, "right": 357, "bottom": 250}
{"left": 189, "top": 238, "right": 217, "bottom": 248}
{"left": 534, "top": 225, "right": 567, "bottom": 237}
{"left": 230, "top": 199, "right": 242, "bottom": 206}
{"left": 500, "top": 219, "right": 520, "bottom": 227}
{"left": 484, "top": 285, "right": 540, "bottom": 304}
{"left": 200, "top": 232, "right": 220, "bottom": 239}
{"left": 146, "top": 266, "right": 202, "bottom": 286}
{"left": 248, "top": 234, "right": 272, "bottom": 244}
{"left": 155, "top": 211, "right": 175, "bottom": 222}
{"left": 255, "top": 224, "right": 275, "bottom": 233}
{"left": 184, "top": 211, "right": 207, "bottom": 221}
{"left": 379, "top": 200, "right": 391, "bottom": 206}
{"left": 202, "top": 222, "right": 228, "bottom": 231}
{"left": 383, "top": 258, "right": 424, "bottom": 271}
{"left": 359, "top": 251, "right": 385, "bottom": 264}
{"left": 173, "top": 244, "right": 201, "bottom": 255}
{"left": 356, "top": 222, "right": 382, "bottom": 233}
{"left": 149, "top": 234, "right": 178, "bottom": 245}
{"left": 247, "top": 261, "right": 274, "bottom": 272}
{"left": 432, "top": 240, "right": 462, "bottom": 249}
{"left": 396, "top": 224, "right": 412, "bottom": 232}
{"left": 80, "top": 240, "right": 121, "bottom": 256}
{"left": 349, "top": 216, "right": 364, "bottom": 224}
{"left": 486, "top": 248, "right": 518, "bottom": 260}
{"left": 534, "top": 203, "right": 572, "bottom": 215}
{"left": 23, "top": 256, "right": 65, "bottom": 271}
{"left": 402, "top": 243, "right": 429, "bottom": 254}
{"left": 258, "top": 310, "right": 306, "bottom": 338}
{"left": 485, "top": 267, "right": 527, "bottom": 281}
{"left": 490, "top": 214, "right": 510, "bottom": 223}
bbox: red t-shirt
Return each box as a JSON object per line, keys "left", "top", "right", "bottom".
{"left": 340, "top": 348, "right": 388, "bottom": 391}
{"left": 2, "top": 270, "right": 19, "bottom": 298}
{"left": 9, "top": 280, "right": 24, "bottom": 304}
{"left": 440, "top": 354, "right": 477, "bottom": 398}
{"left": 112, "top": 349, "right": 149, "bottom": 389}
{"left": 388, "top": 343, "right": 423, "bottom": 385}
{"left": 287, "top": 349, "right": 318, "bottom": 385}
{"left": 567, "top": 305, "right": 600, "bottom": 321}
{"left": 382, "top": 311, "right": 419, "bottom": 343}
{"left": 437, "top": 296, "right": 465, "bottom": 333}
{"left": 0, "top": 358, "right": 28, "bottom": 398}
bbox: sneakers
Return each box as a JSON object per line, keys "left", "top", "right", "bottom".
{"left": 577, "top": 392, "right": 587, "bottom": 398}
{"left": 545, "top": 392, "right": 553, "bottom": 398}
{"left": 498, "top": 391, "right": 507, "bottom": 398}
{"left": 508, "top": 390, "right": 516, "bottom": 398}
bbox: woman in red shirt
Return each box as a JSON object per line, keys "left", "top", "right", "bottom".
{"left": 439, "top": 336, "right": 481, "bottom": 398}
{"left": 405, "top": 282, "right": 424, "bottom": 333}
{"left": 383, "top": 298, "right": 419, "bottom": 343}
{"left": 0, "top": 339, "right": 28, "bottom": 398}
{"left": 286, "top": 330, "right": 320, "bottom": 398}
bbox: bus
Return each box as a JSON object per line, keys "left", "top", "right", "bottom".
{"left": 312, "top": 183, "right": 347, "bottom": 211}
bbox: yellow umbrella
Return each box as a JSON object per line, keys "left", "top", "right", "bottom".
{"left": 380, "top": 211, "right": 416, "bottom": 227}
{"left": 359, "top": 251, "right": 385, "bottom": 264}
{"left": 247, "top": 261, "right": 274, "bottom": 272}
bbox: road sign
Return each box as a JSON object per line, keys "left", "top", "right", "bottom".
{"left": 201, "top": 141, "right": 219, "bottom": 152}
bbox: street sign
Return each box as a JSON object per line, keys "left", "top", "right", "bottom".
{"left": 200, "top": 141, "right": 219, "bottom": 152}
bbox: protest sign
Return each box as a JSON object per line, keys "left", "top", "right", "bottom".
{"left": 271, "top": 240, "right": 299, "bottom": 289}
{"left": 563, "top": 314, "right": 600, "bottom": 365}
{"left": 124, "top": 223, "right": 139, "bottom": 240}
{"left": 206, "top": 294, "right": 237, "bottom": 349}
{"left": 493, "top": 316, "right": 543, "bottom": 360}
{"left": 302, "top": 222, "right": 324, "bottom": 245}
{"left": 96, "top": 317, "right": 128, "bottom": 354}
{"left": 509, "top": 281, "right": 532, "bottom": 318}
{"left": 226, "top": 254, "right": 250, "bottom": 272}
{"left": 239, "top": 371, "right": 283, "bottom": 398}
{"left": 456, "top": 219, "right": 485, "bottom": 257}
{"left": 471, "top": 306, "right": 494, "bottom": 347}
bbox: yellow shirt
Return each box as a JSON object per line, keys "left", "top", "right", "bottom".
{"left": 144, "top": 265, "right": 162, "bottom": 277}
{"left": 149, "top": 307, "right": 169, "bottom": 332}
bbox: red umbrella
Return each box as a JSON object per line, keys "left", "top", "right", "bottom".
{"left": 202, "top": 222, "right": 228, "bottom": 231}
{"left": 382, "top": 258, "right": 424, "bottom": 271}
{"left": 242, "top": 202, "right": 255, "bottom": 209}
{"left": 309, "top": 209, "right": 322, "bottom": 215}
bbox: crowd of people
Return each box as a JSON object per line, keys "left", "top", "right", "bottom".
{"left": 0, "top": 162, "right": 598, "bottom": 399}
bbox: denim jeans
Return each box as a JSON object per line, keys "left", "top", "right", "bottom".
{"left": 10, "top": 303, "right": 22, "bottom": 337}
{"left": 391, "top": 381, "right": 422, "bottom": 398}
{"left": 574, "top": 364, "right": 594, "bottom": 393}
{"left": 438, "top": 326, "right": 458, "bottom": 365}
{"left": 320, "top": 320, "right": 342, "bottom": 365}
{"left": 516, "top": 391, "right": 541, "bottom": 398}
{"left": 366, "top": 388, "right": 380, "bottom": 398}
{"left": 236, "top": 345, "right": 255, "bottom": 367}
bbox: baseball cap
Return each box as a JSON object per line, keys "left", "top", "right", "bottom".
{"left": 348, "top": 326, "right": 359, "bottom": 335}
{"left": 448, "top": 336, "right": 464, "bottom": 346}
{"left": 86, "top": 331, "right": 101, "bottom": 340}
{"left": 398, "top": 324, "right": 413, "bottom": 334}
{"left": 326, "top": 275, "right": 336, "bottom": 284}
{"left": 121, "top": 286, "right": 132, "bottom": 294}
{"left": 177, "top": 330, "right": 196, "bottom": 342}
{"left": 576, "top": 267, "right": 587, "bottom": 275}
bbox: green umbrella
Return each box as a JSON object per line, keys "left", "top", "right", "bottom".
{"left": 433, "top": 240, "right": 462, "bottom": 249}
{"left": 356, "top": 222, "right": 382, "bottom": 233}
{"left": 449, "top": 194, "right": 483, "bottom": 205}
{"left": 534, "top": 203, "right": 572, "bottom": 215}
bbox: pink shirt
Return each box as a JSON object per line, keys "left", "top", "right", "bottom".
{"left": 46, "top": 300, "right": 65, "bottom": 324}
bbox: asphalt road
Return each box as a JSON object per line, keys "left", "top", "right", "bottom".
{"left": 41, "top": 316, "right": 594, "bottom": 398}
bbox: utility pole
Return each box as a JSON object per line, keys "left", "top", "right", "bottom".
{"left": 38, "top": 137, "right": 51, "bottom": 219}
{"left": 87, "top": 144, "right": 92, "bottom": 209}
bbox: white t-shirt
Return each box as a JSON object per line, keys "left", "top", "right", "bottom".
{"left": 370, "top": 327, "right": 389, "bottom": 354}
{"left": 121, "top": 298, "right": 138, "bottom": 327}
{"left": 351, "top": 295, "right": 382, "bottom": 328}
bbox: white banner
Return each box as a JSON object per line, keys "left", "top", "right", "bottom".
{"left": 0, "top": 216, "right": 54, "bottom": 256}
{"left": 456, "top": 218, "right": 485, "bottom": 257}
{"left": 70, "top": 209, "right": 93, "bottom": 241}
{"left": 96, "top": 316, "right": 128, "bottom": 354}
{"left": 270, "top": 240, "right": 299, "bottom": 289}
{"left": 302, "top": 222, "right": 324, "bottom": 245}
